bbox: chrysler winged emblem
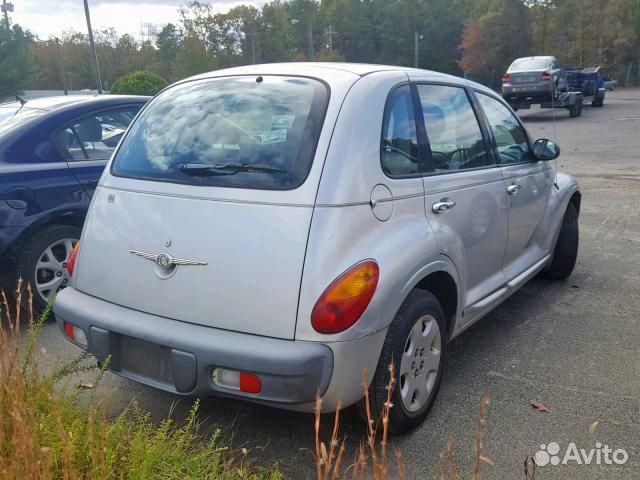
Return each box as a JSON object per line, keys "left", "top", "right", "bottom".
{"left": 129, "top": 250, "right": 208, "bottom": 267}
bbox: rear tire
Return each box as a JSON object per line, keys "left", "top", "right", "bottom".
{"left": 15, "top": 225, "right": 80, "bottom": 316}
{"left": 569, "top": 102, "right": 580, "bottom": 117}
{"left": 544, "top": 203, "right": 579, "bottom": 280}
{"left": 363, "top": 290, "right": 447, "bottom": 434}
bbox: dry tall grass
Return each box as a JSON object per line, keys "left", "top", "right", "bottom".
{"left": 1, "top": 278, "right": 517, "bottom": 480}
{"left": 313, "top": 364, "right": 495, "bottom": 480}
{"left": 0, "top": 280, "right": 282, "bottom": 480}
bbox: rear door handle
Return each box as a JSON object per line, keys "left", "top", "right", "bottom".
{"left": 432, "top": 199, "right": 456, "bottom": 214}
{"left": 88, "top": 179, "right": 99, "bottom": 187}
{"left": 507, "top": 184, "right": 521, "bottom": 195}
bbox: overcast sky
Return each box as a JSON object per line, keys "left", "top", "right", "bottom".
{"left": 12, "top": 0, "right": 266, "bottom": 40}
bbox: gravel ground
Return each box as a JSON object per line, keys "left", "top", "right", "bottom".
{"left": 5, "top": 88, "right": 640, "bottom": 479}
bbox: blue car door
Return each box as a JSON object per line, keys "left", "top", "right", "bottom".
{"left": 53, "top": 106, "right": 141, "bottom": 196}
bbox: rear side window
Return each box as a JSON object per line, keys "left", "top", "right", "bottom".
{"left": 476, "top": 93, "right": 531, "bottom": 165}
{"left": 381, "top": 85, "right": 419, "bottom": 177}
{"left": 416, "top": 84, "right": 490, "bottom": 172}
{"left": 55, "top": 107, "right": 140, "bottom": 161}
{"left": 111, "top": 76, "right": 329, "bottom": 190}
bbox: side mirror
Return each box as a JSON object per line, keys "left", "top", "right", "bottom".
{"left": 533, "top": 138, "right": 560, "bottom": 161}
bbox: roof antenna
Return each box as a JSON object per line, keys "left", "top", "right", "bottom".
{"left": 0, "top": 86, "right": 26, "bottom": 106}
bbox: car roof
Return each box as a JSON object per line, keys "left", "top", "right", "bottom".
{"left": 175, "top": 62, "right": 500, "bottom": 106}
{"left": 1, "top": 94, "right": 148, "bottom": 113}
{"left": 182, "top": 61, "right": 464, "bottom": 84}
{"left": 0, "top": 94, "right": 149, "bottom": 148}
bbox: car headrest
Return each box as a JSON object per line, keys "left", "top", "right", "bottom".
{"left": 76, "top": 117, "right": 102, "bottom": 142}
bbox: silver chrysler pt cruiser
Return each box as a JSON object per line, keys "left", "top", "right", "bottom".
{"left": 55, "top": 63, "right": 580, "bottom": 433}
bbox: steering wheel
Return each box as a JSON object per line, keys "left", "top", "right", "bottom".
{"left": 102, "top": 131, "right": 124, "bottom": 148}
{"left": 383, "top": 144, "right": 418, "bottom": 163}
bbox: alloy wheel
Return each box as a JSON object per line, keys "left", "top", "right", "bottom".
{"left": 399, "top": 314, "right": 442, "bottom": 412}
{"left": 34, "top": 237, "right": 78, "bottom": 303}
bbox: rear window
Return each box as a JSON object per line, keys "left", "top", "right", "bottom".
{"left": 509, "top": 58, "right": 551, "bottom": 71}
{"left": 111, "top": 76, "right": 329, "bottom": 190}
{"left": 0, "top": 106, "right": 47, "bottom": 135}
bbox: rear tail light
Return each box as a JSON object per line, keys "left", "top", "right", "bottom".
{"left": 66, "top": 242, "right": 80, "bottom": 275}
{"left": 541, "top": 72, "right": 552, "bottom": 81}
{"left": 212, "top": 368, "right": 262, "bottom": 394}
{"left": 502, "top": 73, "right": 510, "bottom": 83}
{"left": 311, "top": 260, "right": 379, "bottom": 334}
{"left": 63, "top": 321, "right": 87, "bottom": 346}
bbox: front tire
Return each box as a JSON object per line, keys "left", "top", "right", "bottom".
{"left": 365, "top": 290, "right": 447, "bottom": 434}
{"left": 15, "top": 224, "right": 80, "bottom": 315}
{"left": 544, "top": 203, "right": 579, "bottom": 280}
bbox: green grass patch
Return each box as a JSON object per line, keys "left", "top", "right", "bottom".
{"left": 0, "top": 283, "right": 282, "bottom": 480}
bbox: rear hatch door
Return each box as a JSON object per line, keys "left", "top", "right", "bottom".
{"left": 73, "top": 72, "right": 352, "bottom": 340}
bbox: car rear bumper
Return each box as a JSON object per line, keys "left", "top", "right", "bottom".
{"left": 54, "top": 287, "right": 334, "bottom": 407}
{"left": 502, "top": 82, "right": 554, "bottom": 98}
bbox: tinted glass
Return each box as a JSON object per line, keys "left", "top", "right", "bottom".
{"left": 111, "top": 76, "right": 328, "bottom": 190}
{"left": 55, "top": 107, "right": 140, "bottom": 161}
{"left": 477, "top": 93, "right": 531, "bottom": 165}
{"left": 417, "top": 84, "right": 490, "bottom": 172}
{"left": 509, "top": 58, "right": 551, "bottom": 71}
{"left": 381, "top": 85, "right": 419, "bottom": 177}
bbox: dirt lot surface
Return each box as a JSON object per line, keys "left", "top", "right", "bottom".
{"left": 13, "top": 88, "right": 640, "bottom": 479}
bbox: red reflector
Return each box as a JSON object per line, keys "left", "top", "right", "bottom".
{"left": 542, "top": 72, "right": 552, "bottom": 81}
{"left": 239, "top": 372, "right": 261, "bottom": 393}
{"left": 502, "top": 73, "right": 510, "bottom": 83}
{"left": 67, "top": 242, "right": 80, "bottom": 275}
{"left": 64, "top": 322, "right": 74, "bottom": 339}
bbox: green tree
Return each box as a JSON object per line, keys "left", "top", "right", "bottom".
{"left": 156, "top": 23, "right": 182, "bottom": 79}
{"left": 110, "top": 70, "right": 168, "bottom": 95}
{"left": 0, "top": 23, "right": 38, "bottom": 93}
{"left": 260, "top": 1, "right": 295, "bottom": 62}
{"left": 173, "top": 36, "right": 216, "bottom": 79}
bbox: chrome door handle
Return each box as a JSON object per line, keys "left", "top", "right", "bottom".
{"left": 507, "top": 184, "right": 521, "bottom": 195}
{"left": 432, "top": 200, "right": 456, "bottom": 214}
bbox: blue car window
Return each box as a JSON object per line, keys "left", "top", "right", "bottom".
{"left": 55, "top": 107, "right": 140, "bottom": 161}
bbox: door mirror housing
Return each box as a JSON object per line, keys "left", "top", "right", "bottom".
{"left": 533, "top": 138, "right": 560, "bottom": 161}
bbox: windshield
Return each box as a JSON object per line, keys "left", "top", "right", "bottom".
{"left": 509, "top": 58, "right": 551, "bottom": 72}
{"left": 111, "top": 75, "right": 329, "bottom": 190}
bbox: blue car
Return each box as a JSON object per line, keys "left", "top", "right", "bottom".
{"left": 0, "top": 94, "right": 148, "bottom": 311}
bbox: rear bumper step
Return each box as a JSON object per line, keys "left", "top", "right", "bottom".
{"left": 54, "top": 287, "right": 333, "bottom": 405}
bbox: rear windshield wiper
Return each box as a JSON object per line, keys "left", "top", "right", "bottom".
{"left": 178, "top": 162, "right": 286, "bottom": 176}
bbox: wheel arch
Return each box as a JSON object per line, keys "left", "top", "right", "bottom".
{"left": 8, "top": 211, "right": 85, "bottom": 259}
{"left": 413, "top": 270, "right": 458, "bottom": 340}
{"left": 569, "top": 191, "right": 581, "bottom": 215}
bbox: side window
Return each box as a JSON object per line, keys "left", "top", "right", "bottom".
{"left": 381, "top": 85, "right": 419, "bottom": 177}
{"left": 476, "top": 93, "right": 531, "bottom": 165}
{"left": 416, "top": 84, "right": 490, "bottom": 173}
{"left": 55, "top": 107, "right": 140, "bottom": 161}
